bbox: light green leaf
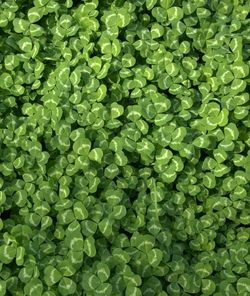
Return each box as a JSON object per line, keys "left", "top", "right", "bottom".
{"left": 0, "top": 73, "right": 13, "bottom": 89}
{"left": 231, "top": 62, "right": 249, "bottom": 78}
{"left": 147, "top": 248, "right": 163, "bottom": 267}
{"left": 88, "top": 148, "right": 103, "bottom": 163}
{"left": 84, "top": 236, "right": 96, "bottom": 257}
{"left": 151, "top": 23, "right": 164, "bottom": 39}
{"left": 28, "top": 7, "right": 44, "bottom": 23}
{"left": 0, "top": 245, "right": 16, "bottom": 264}
{"left": 231, "top": 79, "right": 247, "bottom": 94}
{"left": 96, "top": 262, "right": 110, "bottom": 282}
{"left": 81, "top": 272, "right": 100, "bottom": 292}
{"left": 146, "top": 0, "right": 157, "bottom": 10}
{"left": 202, "top": 279, "right": 216, "bottom": 295}
{"left": 219, "top": 70, "right": 234, "bottom": 84}
{"left": 89, "top": 56, "right": 102, "bottom": 73}
{"left": 224, "top": 123, "right": 239, "bottom": 141}
{"left": 81, "top": 220, "right": 97, "bottom": 237}
{"left": 58, "top": 277, "right": 76, "bottom": 295}
{"left": 13, "top": 18, "right": 30, "bottom": 33}
{"left": 17, "top": 37, "right": 33, "bottom": 52}
{"left": 194, "top": 262, "right": 213, "bottom": 278}
{"left": 73, "top": 138, "right": 91, "bottom": 155}
{"left": 73, "top": 201, "right": 88, "bottom": 220}
{"left": 203, "top": 173, "right": 216, "bottom": 189}
{"left": 98, "top": 218, "right": 113, "bottom": 237}
{"left": 237, "top": 278, "right": 250, "bottom": 293}
{"left": 0, "top": 280, "right": 6, "bottom": 295}
{"left": 167, "top": 7, "right": 183, "bottom": 22}
{"left": 122, "top": 54, "right": 136, "bottom": 68}
{"left": 24, "top": 279, "right": 43, "bottom": 296}
{"left": 44, "top": 266, "right": 62, "bottom": 286}
{"left": 193, "top": 135, "right": 210, "bottom": 148}
{"left": 160, "top": 0, "right": 174, "bottom": 9}
{"left": 125, "top": 286, "right": 142, "bottom": 296}
{"left": 165, "top": 62, "right": 179, "bottom": 76}
{"left": 117, "top": 8, "right": 130, "bottom": 28}
{"left": 112, "top": 205, "right": 126, "bottom": 220}
{"left": 94, "top": 283, "right": 112, "bottom": 296}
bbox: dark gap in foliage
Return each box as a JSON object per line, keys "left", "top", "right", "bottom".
{"left": 0, "top": 209, "right": 11, "bottom": 220}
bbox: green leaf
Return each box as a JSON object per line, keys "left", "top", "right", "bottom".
{"left": 165, "top": 62, "right": 179, "bottom": 77}
{"left": 81, "top": 272, "right": 101, "bottom": 291}
{"left": 171, "top": 127, "right": 187, "bottom": 143}
{"left": 111, "top": 205, "right": 126, "bottom": 220}
{"left": 102, "top": 11, "right": 116, "bottom": 28}
{"left": 224, "top": 123, "right": 239, "bottom": 141}
{"left": 13, "top": 18, "right": 30, "bottom": 33}
{"left": 117, "top": 8, "right": 130, "bottom": 28}
{"left": 4, "top": 54, "right": 19, "bottom": 71}
{"left": 104, "top": 164, "right": 119, "bottom": 179}
{"left": 89, "top": 56, "right": 102, "bottom": 73}
{"left": 17, "top": 37, "right": 33, "bottom": 52}
{"left": 44, "top": 266, "right": 62, "bottom": 286}
{"left": 24, "top": 279, "right": 43, "bottom": 296}
{"left": 98, "top": 218, "right": 113, "bottom": 237}
{"left": 28, "top": 7, "right": 44, "bottom": 23}
{"left": 0, "top": 191, "right": 6, "bottom": 206}
{"left": 125, "top": 286, "right": 142, "bottom": 296}
{"left": 147, "top": 248, "right": 163, "bottom": 267}
{"left": 73, "top": 201, "right": 88, "bottom": 220}
{"left": 57, "top": 209, "right": 75, "bottom": 225}
{"left": 34, "top": 0, "right": 50, "bottom": 6}
{"left": 194, "top": 262, "right": 213, "bottom": 278}
{"left": 123, "top": 273, "right": 142, "bottom": 287}
{"left": 0, "top": 14, "right": 8, "bottom": 27}
{"left": 0, "top": 73, "right": 13, "bottom": 89}
{"left": 0, "top": 280, "right": 6, "bottom": 295}
{"left": 73, "top": 138, "right": 91, "bottom": 155}
{"left": 81, "top": 220, "right": 97, "bottom": 237}
{"left": 99, "top": 35, "right": 112, "bottom": 54}
{"left": 146, "top": 0, "right": 157, "bottom": 10}
{"left": 96, "top": 262, "right": 110, "bottom": 282}
{"left": 29, "top": 23, "right": 44, "bottom": 36}
{"left": 193, "top": 135, "right": 210, "bottom": 148}
{"left": 122, "top": 54, "right": 136, "bottom": 68}
{"left": 58, "top": 277, "right": 76, "bottom": 295}
{"left": 213, "top": 148, "right": 228, "bottom": 163}
{"left": 201, "top": 279, "right": 216, "bottom": 295}
{"left": 84, "top": 236, "right": 96, "bottom": 257}
{"left": 112, "top": 39, "right": 121, "bottom": 57}
{"left": 160, "top": 0, "right": 174, "bottom": 9}
{"left": 167, "top": 7, "right": 183, "bottom": 22}
{"left": 151, "top": 23, "right": 164, "bottom": 39}
{"left": 0, "top": 245, "right": 16, "bottom": 264}
{"left": 219, "top": 69, "right": 234, "bottom": 84}
{"left": 203, "top": 173, "right": 216, "bottom": 189}
{"left": 231, "top": 79, "right": 247, "bottom": 94}
{"left": 88, "top": 148, "right": 103, "bottom": 163}
{"left": 68, "top": 233, "right": 84, "bottom": 251}
{"left": 237, "top": 278, "right": 250, "bottom": 293}
{"left": 114, "top": 151, "right": 128, "bottom": 166}
{"left": 131, "top": 233, "right": 155, "bottom": 252}
{"left": 231, "top": 62, "right": 249, "bottom": 78}
{"left": 214, "top": 163, "right": 230, "bottom": 177}
{"left": 94, "top": 283, "right": 112, "bottom": 296}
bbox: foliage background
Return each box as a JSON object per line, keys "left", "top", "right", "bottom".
{"left": 0, "top": 0, "right": 250, "bottom": 295}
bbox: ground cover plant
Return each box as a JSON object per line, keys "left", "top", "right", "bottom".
{"left": 0, "top": 0, "right": 250, "bottom": 295}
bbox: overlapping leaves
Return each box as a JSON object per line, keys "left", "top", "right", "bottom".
{"left": 0, "top": 0, "right": 250, "bottom": 295}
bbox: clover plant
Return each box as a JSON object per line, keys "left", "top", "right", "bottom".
{"left": 0, "top": 0, "right": 250, "bottom": 295}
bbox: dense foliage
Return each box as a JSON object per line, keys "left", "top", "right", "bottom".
{"left": 0, "top": 0, "right": 250, "bottom": 295}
